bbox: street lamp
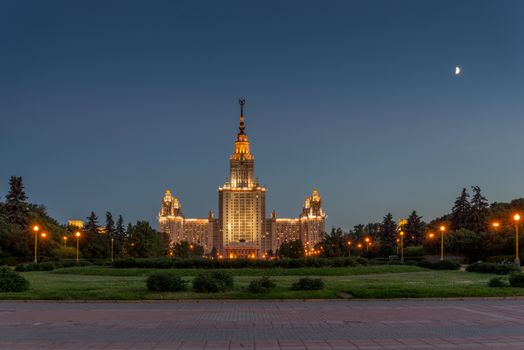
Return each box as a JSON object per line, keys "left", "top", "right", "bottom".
{"left": 63, "top": 236, "right": 68, "bottom": 248}
{"left": 399, "top": 231, "right": 405, "bottom": 263}
{"left": 439, "top": 225, "right": 446, "bottom": 261}
{"left": 347, "top": 240, "right": 351, "bottom": 257}
{"left": 33, "top": 225, "right": 39, "bottom": 263}
{"left": 492, "top": 222, "right": 500, "bottom": 230}
{"left": 75, "top": 231, "right": 81, "bottom": 263}
{"left": 365, "top": 237, "right": 370, "bottom": 253}
{"left": 514, "top": 214, "right": 521, "bottom": 267}
{"left": 111, "top": 237, "right": 114, "bottom": 262}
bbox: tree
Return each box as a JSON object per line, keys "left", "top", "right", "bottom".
{"left": 81, "top": 212, "right": 108, "bottom": 259}
{"left": 316, "top": 228, "right": 350, "bottom": 258}
{"left": 405, "top": 210, "right": 426, "bottom": 245}
{"left": 173, "top": 241, "right": 204, "bottom": 258}
{"left": 114, "top": 215, "right": 126, "bottom": 257}
{"left": 277, "top": 239, "right": 304, "bottom": 259}
{"left": 124, "top": 221, "right": 169, "bottom": 258}
{"left": 380, "top": 213, "right": 397, "bottom": 246}
{"left": 450, "top": 188, "right": 471, "bottom": 231}
{"left": 209, "top": 246, "right": 218, "bottom": 259}
{"left": 105, "top": 212, "right": 115, "bottom": 237}
{"left": 468, "top": 186, "right": 489, "bottom": 233}
{"left": 4, "top": 176, "right": 29, "bottom": 228}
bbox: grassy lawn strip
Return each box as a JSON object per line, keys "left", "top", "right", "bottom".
{"left": 50, "top": 265, "right": 425, "bottom": 277}
{"left": 2, "top": 268, "right": 524, "bottom": 300}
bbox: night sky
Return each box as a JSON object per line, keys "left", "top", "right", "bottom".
{"left": 1, "top": 0, "right": 523, "bottom": 230}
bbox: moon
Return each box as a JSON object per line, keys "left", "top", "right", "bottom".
{"left": 455, "top": 66, "right": 461, "bottom": 75}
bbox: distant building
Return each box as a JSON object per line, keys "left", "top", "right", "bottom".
{"left": 68, "top": 220, "right": 84, "bottom": 229}
{"left": 158, "top": 99, "right": 326, "bottom": 257}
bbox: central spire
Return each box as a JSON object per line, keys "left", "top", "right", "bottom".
{"left": 238, "top": 97, "right": 246, "bottom": 136}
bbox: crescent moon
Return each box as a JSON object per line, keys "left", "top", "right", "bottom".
{"left": 455, "top": 66, "right": 461, "bottom": 75}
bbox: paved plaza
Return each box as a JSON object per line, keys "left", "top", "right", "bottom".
{"left": 1, "top": 299, "right": 524, "bottom": 349}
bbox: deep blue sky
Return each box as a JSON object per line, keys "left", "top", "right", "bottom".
{"left": 1, "top": 0, "right": 523, "bottom": 229}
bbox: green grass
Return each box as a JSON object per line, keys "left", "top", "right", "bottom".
{"left": 1, "top": 266, "right": 524, "bottom": 300}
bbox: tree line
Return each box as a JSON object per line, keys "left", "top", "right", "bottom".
{"left": 0, "top": 176, "right": 170, "bottom": 263}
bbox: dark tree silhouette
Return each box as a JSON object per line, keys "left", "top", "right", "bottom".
{"left": 468, "top": 186, "right": 489, "bottom": 233}
{"left": 450, "top": 188, "right": 471, "bottom": 231}
{"left": 380, "top": 213, "right": 397, "bottom": 246}
{"left": 405, "top": 210, "right": 426, "bottom": 245}
{"left": 4, "top": 176, "right": 29, "bottom": 228}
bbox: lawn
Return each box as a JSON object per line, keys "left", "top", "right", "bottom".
{"left": 1, "top": 265, "right": 523, "bottom": 300}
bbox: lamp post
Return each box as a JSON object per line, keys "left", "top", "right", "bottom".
{"left": 347, "top": 240, "right": 351, "bottom": 257}
{"left": 365, "top": 237, "right": 370, "bottom": 253}
{"left": 492, "top": 222, "right": 500, "bottom": 231}
{"left": 399, "top": 231, "right": 405, "bottom": 263}
{"left": 357, "top": 243, "right": 362, "bottom": 256}
{"left": 514, "top": 214, "right": 521, "bottom": 268}
{"left": 63, "top": 236, "right": 68, "bottom": 248}
{"left": 75, "top": 231, "right": 81, "bottom": 263}
{"left": 33, "top": 225, "right": 39, "bottom": 263}
{"left": 439, "top": 225, "right": 446, "bottom": 261}
{"left": 111, "top": 237, "right": 114, "bottom": 262}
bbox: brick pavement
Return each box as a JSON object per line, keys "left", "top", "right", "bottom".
{"left": 1, "top": 300, "right": 524, "bottom": 349}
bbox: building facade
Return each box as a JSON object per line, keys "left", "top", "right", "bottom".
{"left": 158, "top": 99, "right": 326, "bottom": 257}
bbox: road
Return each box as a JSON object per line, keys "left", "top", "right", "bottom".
{"left": 1, "top": 299, "right": 524, "bottom": 349}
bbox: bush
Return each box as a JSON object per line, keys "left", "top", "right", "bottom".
{"left": 416, "top": 260, "right": 460, "bottom": 270}
{"left": 15, "top": 262, "right": 56, "bottom": 272}
{"left": 290, "top": 277, "right": 324, "bottom": 291}
{"left": 192, "top": 271, "right": 234, "bottom": 293}
{"left": 466, "top": 262, "right": 519, "bottom": 275}
{"left": 248, "top": 277, "right": 276, "bottom": 293}
{"left": 0, "top": 267, "right": 30, "bottom": 292}
{"left": 509, "top": 273, "right": 524, "bottom": 287}
{"left": 404, "top": 246, "right": 424, "bottom": 257}
{"left": 146, "top": 272, "right": 187, "bottom": 292}
{"left": 488, "top": 277, "right": 506, "bottom": 287}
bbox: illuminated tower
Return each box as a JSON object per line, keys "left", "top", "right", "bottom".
{"left": 218, "top": 98, "right": 266, "bottom": 258}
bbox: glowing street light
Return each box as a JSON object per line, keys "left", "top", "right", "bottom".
{"left": 365, "top": 237, "right": 370, "bottom": 253}
{"left": 40, "top": 232, "right": 47, "bottom": 238}
{"left": 63, "top": 236, "right": 68, "bottom": 248}
{"left": 75, "top": 231, "right": 81, "bottom": 263}
{"left": 492, "top": 222, "right": 500, "bottom": 230}
{"left": 514, "top": 214, "right": 521, "bottom": 267}
{"left": 347, "top": 240, "right": 351, "bottom": 257}
{"left": 399, "top": 231, "right": 405, "bottom": 263}
{"left": 439, "top": 225, "right": 446, "bottom": 261}
{"left": 33, "top": 225, "right": 39, "bottom": 263}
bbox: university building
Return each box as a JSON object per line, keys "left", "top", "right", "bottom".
{"left": 158, "top": 99, "right": 326, "bottom": 257}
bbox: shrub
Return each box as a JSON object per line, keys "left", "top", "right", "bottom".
{"left": 416, "top": 260, "right": 460, "bottom": 270}
{"left": 509, "top": 273, "right": 524, "bottom": 287}
{"left": 248, "top": 277, "right": 276, "bottom": 293}
{"left": 15, "top": 262, "right": 56, "bottom": 272}
{"left": 466, "top": 262, "right": 519, "bottom": 275}
{"left": 146, "top": 272, "right": 187, "bottom": 292}
{"left": 192, "top": 271, "right": 234, "bottom": 293}
{"left": 488, "top": 277, "right": 506, "bottom": 287}
{"left": 404, "top": 246, "right": 424, "bottom": 257}
{"left": 290, "top": 277, "right": 324, "bottom": 291}
{"left": 0, "top": 267, "right": 30, "bottom": 292}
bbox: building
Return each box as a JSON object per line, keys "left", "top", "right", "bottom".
{"left": 158, "top": 99, "right": 326, "bottom": 257}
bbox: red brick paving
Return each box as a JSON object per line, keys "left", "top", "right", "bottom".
{"left": 1, "top": 300, "right": 524, "bottom": 349}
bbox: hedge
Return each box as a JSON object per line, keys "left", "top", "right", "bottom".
{"left": 466, "top": 262, "right": 520, "bottom": 275}
{"left": 416, "top": 260, "right": 460, "bottom": 270}
{"left": 112, "top": 257, "right": 364, "bottom": 269}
